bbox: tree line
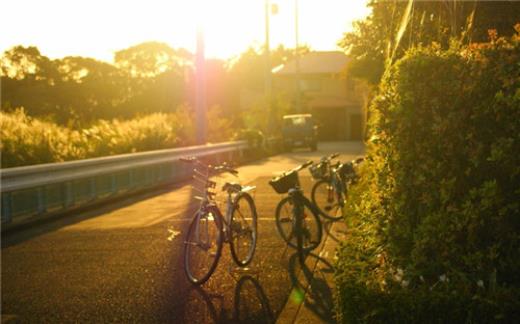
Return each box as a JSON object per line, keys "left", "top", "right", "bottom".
{"left": 1, "top": 41, "right": 305, "bottom": 128}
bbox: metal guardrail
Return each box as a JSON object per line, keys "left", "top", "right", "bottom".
{"left": 0, "top": 141, "right": 251, "bottom": 229}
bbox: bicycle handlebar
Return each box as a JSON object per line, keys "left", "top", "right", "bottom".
{"left": 179, "top": 157, "right": 197, "bottom": 163}
{"left": 213, "top": 164, "right": 239, "bottom": 176}
{"left": 320, "top": 152, "right": 339, "bottom": 162}
{"left": 283, "top": 160, "right": 313, "bottom": 175}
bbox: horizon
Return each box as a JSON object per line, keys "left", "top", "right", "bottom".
{"left": 0, "top": 0, "right": 370, "bottom": 63}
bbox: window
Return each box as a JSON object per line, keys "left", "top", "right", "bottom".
{"left": 299, "top": 79, "right": 321, "bottom": 91}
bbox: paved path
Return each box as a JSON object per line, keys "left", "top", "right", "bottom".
{"left": 1, "top": 142, "right": 364, "bottom": 323}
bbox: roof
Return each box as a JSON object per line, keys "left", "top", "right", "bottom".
{"left": 272, "top": 51, "right": 348, "bottom": 75}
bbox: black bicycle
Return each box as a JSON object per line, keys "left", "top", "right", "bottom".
{"left": 269, "top": 161, "right": 323, "bottom": 257}
{"left": 310, "top": 154, "right": 364, "bottom": 221}
{"left": 181, "top": 157, "right": 258, "bottom": 285}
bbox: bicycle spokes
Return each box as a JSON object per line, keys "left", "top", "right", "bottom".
{"left": 230, "top": 194, "right": 257, "bottom": 266}
{"left": 184, "top": 212, "right": 222, "bottom": 284}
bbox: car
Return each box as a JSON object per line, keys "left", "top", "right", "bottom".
{"left": 282, "top": 114, "right": 318, "bottom": 151}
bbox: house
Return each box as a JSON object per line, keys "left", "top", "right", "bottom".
{"left": 272, "top": 51, "right": 366, "bottom": 141}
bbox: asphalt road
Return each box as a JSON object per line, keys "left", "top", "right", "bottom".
{"left": 1, "top": 142, "right": 365, "bottom": 323}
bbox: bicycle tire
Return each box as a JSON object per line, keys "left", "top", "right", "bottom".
{"left": 184, "top": 209, "right": 223, "bottom": 285}
{"left": 229, "top": 192, "right": 258, "bottom": 266}
{"left": 311, "top": 179, "right": 345, "bottom": 221}
{"left": 274, "top": 196, "right": 322, "bottom": 251}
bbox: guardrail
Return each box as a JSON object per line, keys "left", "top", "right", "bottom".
{"left": 1, "top": 141, "right": 253, "bottom": 230}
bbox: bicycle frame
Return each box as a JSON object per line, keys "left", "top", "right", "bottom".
{"left": 330, "top": 168, "right": 346, "bottom": 205}
{"left": 193, "top": 175, "right": 255, "bottom": 243}
{"left": 269, "top": 160, "right": 325, "bottom": 262}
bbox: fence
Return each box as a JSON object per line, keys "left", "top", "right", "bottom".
{"left": 0, "top": 141, "right": 258, "bottom": 231}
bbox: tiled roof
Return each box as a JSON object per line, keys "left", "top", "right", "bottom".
{"left": 272, "top": 51, "right": 348, "bottom": 75}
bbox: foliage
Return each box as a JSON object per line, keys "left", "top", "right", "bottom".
{"left": 335, "top": 30, "right": 520, "bottom": 323}
{"left": 227, "top": 44, "right": 309, "bottom": 91}
{"left": 240, "top": 93, "right": 292, "bottom": 137}
{"left": 339, "top": 0, "right": 520, "bottom": 84}
{"left": 1, "top": 107, "right": 200, "bottom": 168}
{"left": 114, "top": 41, "right": 192, "bottom": 78}
{"left": 1, "top": 42, "right": 305, "bottom": 139}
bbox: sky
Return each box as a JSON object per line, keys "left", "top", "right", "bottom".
{"left": 0, "top": 0, "right": 371, "bottom": 62}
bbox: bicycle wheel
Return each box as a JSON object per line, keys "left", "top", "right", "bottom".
{"left": 275, "top": 196, "right": 322, "bottom": 251}
{"left": 184, "top": 210, "right": 223, "bottom": 285}
{"left": 311, "top": 179, "right": 345, "bottom": 221}
{"left": 229, "top": 192, "right": 258, "bottom": 266}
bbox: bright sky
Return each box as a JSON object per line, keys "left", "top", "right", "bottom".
{"left": 0, "top": 0, "right": 370, "bottom": 62}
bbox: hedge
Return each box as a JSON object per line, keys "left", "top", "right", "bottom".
{"left": 335, "top": 28, "right": 520, "bottom": 323}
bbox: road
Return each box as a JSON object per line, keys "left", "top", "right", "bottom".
{"left": 1, "top": 142, "right": 364, "bottom": 323}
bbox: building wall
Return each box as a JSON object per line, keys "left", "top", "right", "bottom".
{"left": 273, "top": 73, "right": 365, "bottom": 140}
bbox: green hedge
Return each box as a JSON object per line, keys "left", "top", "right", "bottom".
{"left": 335, "top": 29, "right": 520, "bottom": 323}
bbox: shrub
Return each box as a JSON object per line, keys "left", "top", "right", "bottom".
{"left": 1, "top": 105, "right": 235, "bottom": 168}
{"left": 335, "top": 29, "right": 520, "bottom": 323}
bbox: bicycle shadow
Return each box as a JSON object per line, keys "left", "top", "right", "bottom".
{"left": 287, "top": 251, "right": 336, "bottom": 323}
{"left": 181, "top": 275, "right": 274, "bottom": 324}
{"left": 321, "top": 219, "right": 345, "bottom": 243}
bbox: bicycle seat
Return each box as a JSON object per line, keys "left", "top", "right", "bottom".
{"left": 222, "top": 182, "right": 242, "bottom": 193}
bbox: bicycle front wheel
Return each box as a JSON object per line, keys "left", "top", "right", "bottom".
{"left": 184, "top": 210, "right": 223, "bottom": 285}
{"left": 311, "top": 179, "right": 345, "bottom": 221}
{"left": 229, "top": 192, "right": 258, "bottom": 266}
{"left": 275, "top": 196, "right": 322, "bottom": 251}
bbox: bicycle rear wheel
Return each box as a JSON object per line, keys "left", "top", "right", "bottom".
{"left": 311, "top": 179, "right": 345, "bottom": 221}
{"left": 184, "top": 210, "right": 223, "bottom": 285}
{"left": 274, "top": 196, "right": 322, "bottom": 251}
{"left": 229, "top": 192, "right": 258, "bottom": 266}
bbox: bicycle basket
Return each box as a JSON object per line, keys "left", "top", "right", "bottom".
{"left": 269, "top": 171, "right": 299, "bottom": 194}
{"left": 309, "top": 162, "right": 327, "bottom": 180}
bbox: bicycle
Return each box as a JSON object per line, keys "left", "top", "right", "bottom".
{"left": 310, "top": 154, "right": 364, "bottom": 221}
{"left": 181, "top": 157, "right": 258, "bottom": 285}
{"left": 269, "top": 160, "right": 323, "bottom": 259}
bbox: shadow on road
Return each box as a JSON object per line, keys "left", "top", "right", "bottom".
{"left": 287, "top": 251, "right": 336, "bottom": 324}
{"left": 180, "top": 275, "right": 275, "bottom": 324}
{"left": 322, "top": 220, "right": 343, "bottom": 243}
{"left": 1, "top": 181, "right": 194, "bottom": 248}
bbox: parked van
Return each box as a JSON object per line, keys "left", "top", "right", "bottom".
{"left": 282, "top": 114, "right": 318, "bottom": 151}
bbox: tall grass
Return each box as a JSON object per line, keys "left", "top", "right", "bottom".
{"left": 0, "top": 108, "right": 200, "bottom": 168}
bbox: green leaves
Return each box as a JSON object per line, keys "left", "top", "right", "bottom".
{"left": 335, "top": 33, "right": 520, "bottom": 323}
{"left": 1, "top": 107, "right": 232, "bottom": 168}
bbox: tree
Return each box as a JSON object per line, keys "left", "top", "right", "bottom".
{"left": 1, "top": 46, "right": 62, "bottom": 118}
{"left": 339, "top": 0, "right": 520, "bottom": 85}
{"left": 56, "top": 56, "right": 128, "bottom": 122}
{"left": 114, "top": 41, "right": 192, "bottom": 78}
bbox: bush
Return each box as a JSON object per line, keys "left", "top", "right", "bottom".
{"left": 1, "top": 108, "right": 199, "bottom": 168}
{"left": 335, "top": 29, "right": 520, "bottom": 323}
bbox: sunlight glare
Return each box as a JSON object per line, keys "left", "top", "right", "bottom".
{"left": 0, "top": 0, "right": 370, "bottom": 61}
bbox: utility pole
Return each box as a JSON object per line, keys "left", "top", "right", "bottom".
{"left": 266, "top": 1, "right": 279, "bottom": 135}
{"left": 195, "top": 25, "right": 207, "bottom": 145}
{"left": 294, "top": 0, "right": 302, "bottom": 113}
{"left": 265, "top": 0, "right": 272, "bottom": 100}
